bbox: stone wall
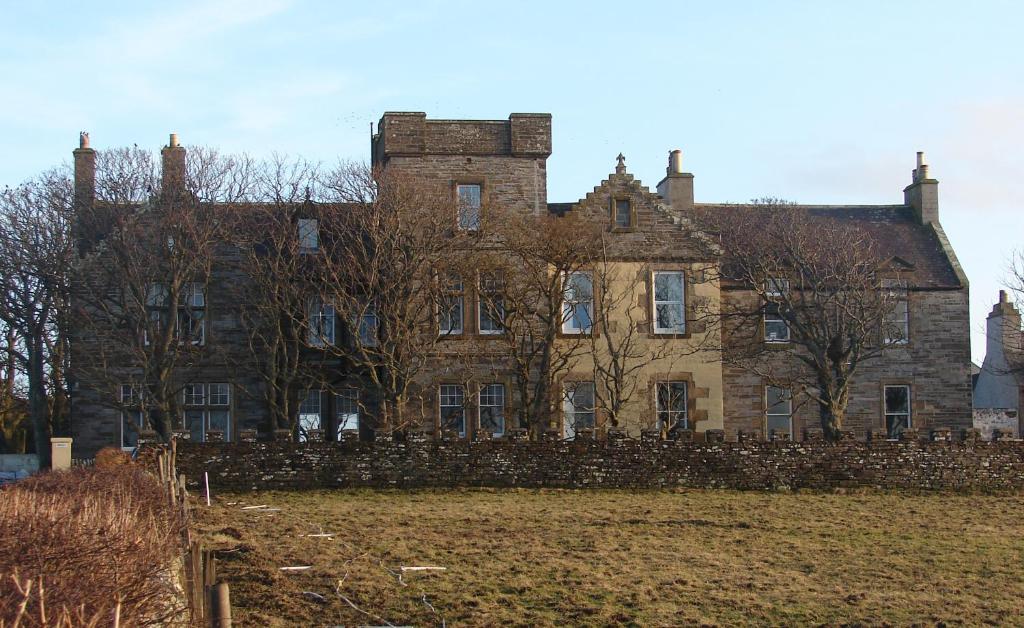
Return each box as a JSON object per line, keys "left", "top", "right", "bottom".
{"left": 172, "top": 432, "right": 1024, "bottom": 493}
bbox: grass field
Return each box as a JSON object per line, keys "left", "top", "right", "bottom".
{"left": 195, "top": 489, "right": 1024, "bottom": 626}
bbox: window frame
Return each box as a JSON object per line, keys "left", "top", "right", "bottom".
{"left": 562, "top": 381, "right": 596, "bottom": 439}
{"left": 612, "top": 197, "right": 634, "bottom": 229}
{"left": 478, "top": 271, "right": 505, "bottom": 336}
{"left": 298, "top": 217, "right": 319, "bottom": 251}
{"left": 456, "top": 183, "right": 482, "bottom": 231}
{"left": 439, "top": 275, "right": 465, "bottom": 336}
{"left": 335, "top": 388, "right": 360, "bottom": 438}
{"left": 561, "top": 271, "right": 594, "bottom": 335}
{"left": 883, "top": 384, "right": 912, "bottom": 439}
{"left": 439, "top": 384, "right": 467, "bottom": 437}
{"left": 297, "top": 389, "right": 323, "bottom": 442}
{"left": 119, "top": 384, "right": 144, "bottom": 450}
{"left": 763, "top": 308, "right": 791, "bottom": 343}
{"left": 651, "top": 271, "right": 686, "bottom": 335}
{"left": 307, "top": 297, "right": 336, "bottom": 347}
{"left": 765, "top": 385, "right": 793, "bottom": 438}
{"left": 882, "top": 280, "right": 910, "bottom": 345}
{"left": 478, "top": 383, "right": 506, "bottom": 437}
{"left": 655, "top": 381, "right": 689, "bottom": 431}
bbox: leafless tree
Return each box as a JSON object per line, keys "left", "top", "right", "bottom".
{"left": 472, "top": 211, "right": 603, "bottom": 437}
{"left": 0, "top": 168, "right": 75, "bottom": 463}
{"left": 693, "top": 199, "right": 907, "bottom": 440}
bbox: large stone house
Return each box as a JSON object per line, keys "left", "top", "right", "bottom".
{"left": 69, "top": 112, "right": 972, "bottom": 456}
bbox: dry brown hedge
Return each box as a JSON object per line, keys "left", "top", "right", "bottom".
{"left": 0, "top": 466, "right": 188, "bottom": 626}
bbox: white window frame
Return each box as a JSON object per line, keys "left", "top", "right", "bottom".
{"left": 456, "top": 183, "right": 482, "bottom": 231}
{"left": 335, "top": 388, "right": 360, "bottom": 438}
{"left": 439, "top": 276, "right": 464, "bottom": 336}
{"left": 439, "top": 384, "right": 466, "bottom": 437}
{"left": 561, "top": 271, "right": 594, "bottom": 334}
{"left": 356, "top": 305, "right": 378, "bottom": 347}
{"left": 208, "top": 383, "right": 230, "bottom": 406}
{"left": 765, "top": 277, "right": 790, "bottom": 297}
{"left": 562, "top": 381, "right": 596, "bottom": 439}
{"left": 298, "top": 218, "right": 319, "bottom": 251}
{"left": 298, "top": 389, "right": 323, "bottom": 442}
{"left": 478, "top": 383, "right": 505, "bottom": 437}
{"left": 656, "top": 381, "right": 688, "bottom": 430}
{"left": 764, "top": 310, "right": 790, "bottom": 343}
{"left": 308, "top": 298, "right": 335, "bottom": 346}
{"left": 652, "top": 271, "right": 686, "bottom": 335}
{"left": 478, "top": 273, "right": 505, "bottom": 335}
{"left": 765, "top": 385, "right": 793, "bottom": 438}
{"left": 883, "top": 385, "right": 911, "bottom": 438}
{"left": 882, "top": 280, "right": 910, "bottom": 345}
{"left": 183, "top": 383, "right": 205, "bottom": 406}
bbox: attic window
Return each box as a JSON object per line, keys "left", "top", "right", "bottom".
{"left": 613, "top": 199, "right": 632, "bottom": 228}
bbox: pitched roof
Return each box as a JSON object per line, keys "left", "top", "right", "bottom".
{"left": 694, "top": 203, "right": 963, "bottom": 289}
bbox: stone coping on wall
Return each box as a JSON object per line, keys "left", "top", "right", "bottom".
{"left": 166, "top": 431, "right": 1024, "bottom": 493}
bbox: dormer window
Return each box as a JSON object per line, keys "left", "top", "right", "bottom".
{"left": 457, "top": 184, "right": 481, "bottom": 231}
{"left": 613, "top": 198, "right": 632, "bottom": 228}
{"left": 298, "top": 218, "right": 319, "bottom": 251}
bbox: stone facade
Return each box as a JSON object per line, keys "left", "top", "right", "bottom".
{"left": 70, "top": 113, "right": 973, "bottom": 456}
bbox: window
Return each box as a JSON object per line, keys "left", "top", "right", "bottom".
{"left": 182, "top": 383, "right": 232, "bottom": 442}
{"left": 884, "top": 385, "right": 911, "bottom": 438}
{"left": 183, "top": 383, "right": 205, "bottom": 406}
{"left": 439, "top": 384, "right": 466, "bottom": 437}
{"left": 765, "top": 278, "right": 789, "bottom": 297}
{"left": 177, "top": 282, "right": 206, "bottom": 345}
{"left": 335, "top": 389, "right": 360, "bottom": 437}
{"left": 298, "top": 390, "right": 322, "bottom": 442}
{"left": 562, "top": 381, "right": 595, "bottom": 439}
{"left": 479, "top": 383, "right": 505, "bottom": 437}
{"left": 882, "top": 280, "right": 909, "bottom": 344}
{"left": 652, "top": 271, "right": 686, "bottom": 334}
{"left": 478, "top": 272, "right": 505, "bottom": 335}
{"left": 765, "top": 386, "right": 792, "bottom": 438}
{"left": 562, "top": 271, "right": 593, "bottom": 334}
{"left": 764, "top": 307, "right": 790, "bottom": 343}
{"left": 656, "top": 381, "right": 688, "bottom": 430}
{"left": 439, "top": 275, "right": 464, "bottom": 336}
{"left": 613, "top": 199, "right": 632, "bottom": 228}
{"left": 298, "top": 218, "right": 319, "bottom": 251}
{"left": 457, "top": 184, "right": 481, "bottom": 231}
{"left": 355, "top": 305, "right": 378, "bottom": 347}
{"left": 308, "top": 298, "right": 335, "bottom": 346}
{"left": 209, "top": 383, "right": 230, "bottom": 406}
{"left": 120, "top": 384, "right": 144, "bottom": 449}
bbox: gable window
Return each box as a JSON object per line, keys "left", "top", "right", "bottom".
{"left": 439, "top": 384, "right": 466, "bottom": 437}
{"left": 882, "top": 280, "right": 909, "bottom": 344}
{"left": 652, "top": 271, "right": 686, "bottom": 334}
{"left": 335, "top": 388, "right": 360, "bottom": 438}
{"left": 656, "top": 381, "right": 688, "bottom": 431}
{"left": 765, "top": 386, "right": 792, "bottom": 438}
{"left": 298, "top": 390, "right": 322, "bottom": 442}
{"left": 457, "top": 184, "right": 481, "bottom": 231}
{"left": 561, "top": 271, "right": 594, "bottom": 334}
{"left": 562, "top": 381, "right": 595, "bottom": 439}
{"left": 478, "top": 271, "right": 505, "bottom": 335}
{"left": 120, "top": 384, "right": 144, "bottom": 449}
{"left": 307, "top": 298, "right": 335, "bottom": 346}
{"left": 439, "top": 275, "right": 464, "bottom": 336}
{"left": 613, "top": 198, "right": 632, "bottom": 228}
{"left": 183, "top": 383, "right": 232, "bottom": 442}
{"left": 884, "top": 385, "right": 911, "bottom": 438}
{"left": 298, "top": 218, "right": 319, "bottom": 251}
{"left": 479, "top": 383, "right": 505, "bottom": 437}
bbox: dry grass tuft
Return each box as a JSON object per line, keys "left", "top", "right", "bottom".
{"left": 94, "top": 446, "right": 131, "bottom": 469}
{"left": 0, "top": 466, "right": 187, "bottom": 626}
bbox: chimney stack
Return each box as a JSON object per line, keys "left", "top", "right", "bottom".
{"left": 656, "top": 149, "right": 694, "bottom": 213}
{"left": 161, "top": 132, "right": 187, "bottom": 199}
{"left": 904, "top": 150, "right": 938, "bottom": 225}
{"left": 73, "top": 131, "right": 95, "bottom": 210}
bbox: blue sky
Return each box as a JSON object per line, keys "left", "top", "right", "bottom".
{"left": 2, "top": 0, "right": 1021, "bottom": 362}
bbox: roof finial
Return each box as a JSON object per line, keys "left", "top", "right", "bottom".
{"left": 615, "top": 153, "right": 626, "bottom": 174}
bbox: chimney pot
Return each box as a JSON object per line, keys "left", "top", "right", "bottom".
{"left": 668, "top": 149, "right": 683, "bottom": 175}
{"left": 169, "top": 133, "right": 179, "bottom": 148}
{"left": 1000, "top": 290, "right": 1008, "bottom": 303}
{"left": 916, "top": 151, "right": 925, "bottom": 169}
{"left": 79, "top": 131, "right": 90, "bottom": 149}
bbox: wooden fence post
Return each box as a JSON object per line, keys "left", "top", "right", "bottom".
{"left": 213, "top": 581, "right": 232, "bottom": 627}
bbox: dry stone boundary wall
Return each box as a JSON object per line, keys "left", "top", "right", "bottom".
{"left": 170, "top": 431, "right": 1024, "bottom": 493}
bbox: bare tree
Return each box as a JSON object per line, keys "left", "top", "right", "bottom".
{"left": 473, "top": 211, "right": 603, "bottom": 437}
{"left": 0, "top": 168, "right": 75, "bottom": 463}
{"left": 315, "top": 163, "right": 469, "bottom": 435}
{"left": 694, "top": 199, "right": 907, "bottom": 440}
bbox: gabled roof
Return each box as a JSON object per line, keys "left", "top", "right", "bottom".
{"left": 694, "top": 203, "right": 964, "bottom": 289}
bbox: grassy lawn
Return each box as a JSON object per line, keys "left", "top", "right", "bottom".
{"left": 194, "top": 489, "right": 1024, "bottom": 627}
